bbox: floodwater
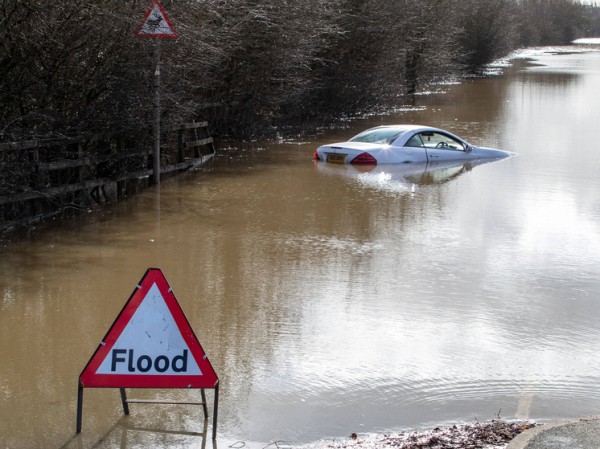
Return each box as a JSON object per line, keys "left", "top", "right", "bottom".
{"left": 3, "top": 44, "right": 600, "bottom": 449}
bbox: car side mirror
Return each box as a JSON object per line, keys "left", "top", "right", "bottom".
{"left": 465, "top": 144, "right": 473, "bottom": 152}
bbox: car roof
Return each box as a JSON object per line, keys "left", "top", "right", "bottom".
{"left": 367, "top": 125, "right": 436, "bottom": 132}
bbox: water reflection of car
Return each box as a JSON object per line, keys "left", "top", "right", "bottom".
{"left": 313, "top": 125, "right": 513, "bottom": 165}
{"left": 316, "top": 159, "right": 499, "bottom": 192}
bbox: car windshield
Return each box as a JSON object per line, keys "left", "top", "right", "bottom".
{"left": 349, "top": 128, "right": 406, "bottom": 144}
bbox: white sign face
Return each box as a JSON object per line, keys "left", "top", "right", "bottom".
{"left": 96, "top": 283, "right": 201, "bottom": 376}
{"left": 80, "top": 268, "right": 218, "bottom": 389}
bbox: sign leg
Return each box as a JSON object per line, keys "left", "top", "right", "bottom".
{"left": 201, "top": 389, "right": 208, "bottom": 419}
{"left": 212, "top": 384, "right": 219, "bottom": 441}
{"left": 120, "top": 388, "right": 130, "bottom": 415}
{"left": 76, "top": 383, "right": 84, "bottom": 433}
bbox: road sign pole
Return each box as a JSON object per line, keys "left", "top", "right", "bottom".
{"left": 134, "top": 0, "right": 177, "bottom": 184}
{"left": 153, "top": 41, "right": 161, "bottom": 184}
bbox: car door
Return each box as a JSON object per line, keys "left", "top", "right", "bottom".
{"left": 398, "top": 133, "right": 428, "bottom": 163}
{"left": 419, "top": 132, "right": 469, "bottom": 161}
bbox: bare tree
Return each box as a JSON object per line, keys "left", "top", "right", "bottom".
{"left": 0, "top": 0, "right": 590, "bottom": 141}
{"left": 516, "top": 0, "right": 586, "bottom": 46}
{"left": 455, "top": 0, "right": 517, "bottom": 72}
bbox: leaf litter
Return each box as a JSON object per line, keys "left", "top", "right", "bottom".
{"left": 312, "top": 420, "right": 536, "bottom": 449}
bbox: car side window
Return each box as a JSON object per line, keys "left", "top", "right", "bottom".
{"left": 419, "top": 132, "right": 465, "bottom": 151}
{"left": 406, "top": 134, "right": 425, "bottom": 147}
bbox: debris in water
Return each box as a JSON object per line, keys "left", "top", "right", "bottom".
{"left": 320, "top": 420, "right": 535, "bottom": 449}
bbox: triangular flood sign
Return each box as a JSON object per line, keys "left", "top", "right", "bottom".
{"left": 80, "top": 268, "right": 218, "bottom": 388}
{"left": 134, "top": 0, "right": 178, "bottom": 39}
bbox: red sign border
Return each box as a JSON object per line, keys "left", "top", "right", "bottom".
{"left": 134, "top": 0, "right": 178, "bottom": 39}
{"left": 79, "top": 268, "right": 218, "bottom": 388}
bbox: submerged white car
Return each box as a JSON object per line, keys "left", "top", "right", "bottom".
{"left": 313, "top": 125, "right": 513, "bottom": 165}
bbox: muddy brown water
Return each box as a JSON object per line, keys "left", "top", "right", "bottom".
{"left": 3, "top": 45, "right": 600, "bottom": 449}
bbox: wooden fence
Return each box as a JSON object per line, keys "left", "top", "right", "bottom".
{"left": 0, "top": 121, "right": 215, "bottom": 232}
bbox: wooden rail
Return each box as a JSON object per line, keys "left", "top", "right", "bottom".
{"left": 0, "top": 121, "right": 216, "bottom": 232}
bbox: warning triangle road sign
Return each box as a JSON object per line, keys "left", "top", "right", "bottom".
{"left": 79, "top": 268, "right": 218, "bottom": 389}
{"left": 134, "top": 0, "right": 178, "bottom": 39}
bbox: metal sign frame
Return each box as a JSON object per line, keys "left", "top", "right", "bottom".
{"left": 76, "top": 268, "right": 219, "bottom": 440}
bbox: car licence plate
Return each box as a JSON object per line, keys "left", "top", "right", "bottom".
{"left": 326, "top": 153, "right": 347, "bottom": 164}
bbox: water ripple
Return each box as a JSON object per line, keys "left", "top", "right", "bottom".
{"left": 280, "top": 234, "right": 384, "bottom": 255}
